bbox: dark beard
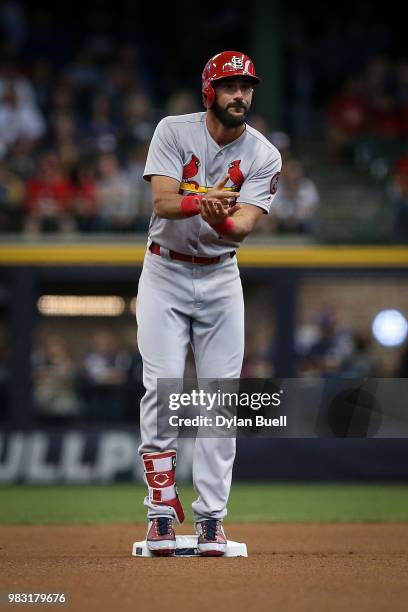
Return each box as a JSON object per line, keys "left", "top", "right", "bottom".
{"left": 212, "top": 100, "right": 249, "bottom": 128}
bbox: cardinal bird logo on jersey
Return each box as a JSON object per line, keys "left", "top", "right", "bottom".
{"left": 228, "top": 160, "right": 244, "bottom": 190}
{"left": 182, "top": 154, "right": 201, "bottom": 190}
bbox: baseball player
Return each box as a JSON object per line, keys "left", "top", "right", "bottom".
{"left": 137, "top": 50, "right": 282, "bottom": 556}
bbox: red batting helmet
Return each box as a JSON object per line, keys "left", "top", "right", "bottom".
{"left": 202, "top": 50, "right": 260, "bottom": 109}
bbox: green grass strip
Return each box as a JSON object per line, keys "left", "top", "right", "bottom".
{"left": 0, "top": 483, "right": 407, "bottom": 525}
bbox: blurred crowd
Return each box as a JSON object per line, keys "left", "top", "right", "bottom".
{"left": 326, "top": 57, "right": 408, "bottom": 166}
{"left": 324, "top": 56, "right": 408, "bottom": 242}
{"left": 0, "top": 4, "right": 202, "bottom": 235}
{"left": 0, "top": 2, "right": 325, "bottom": 238}
{"left": 245, "top": 310, "right": 380, "bottom": 379}
{"left": 0, "top": 51, "right": 320, "bottom": 237}
{"left": 30, "top": 327, "right": 144, "bottom": 422}
{"left": 0, "top": 3, "right": 407, "bottom": 240}
{"left": 285, "top": 11, "right": 407, "bottom": 241}
{"left": 0, "top": 57, "right": 169, "bottom": 235}
{"left": 0, "top": 307, "right": 406, "bottom": 423}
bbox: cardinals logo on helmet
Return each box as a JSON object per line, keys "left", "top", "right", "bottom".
{"left": 228, "top": 160, "right": 245, "bottom": 190}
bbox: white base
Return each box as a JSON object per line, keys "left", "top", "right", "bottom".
{"left": 132, "top": 535, "right": 248, "bottom": 557}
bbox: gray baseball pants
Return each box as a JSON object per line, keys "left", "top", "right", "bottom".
{"left": 136, "top": 247, "right": 244, "bottom": 522}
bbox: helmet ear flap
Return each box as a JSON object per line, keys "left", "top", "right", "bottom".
{"left": 202, "top": 81, "right": 215, "bottom": 109}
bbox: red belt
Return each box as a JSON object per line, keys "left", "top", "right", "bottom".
{"left": 149, "top": 242, "right": 234, "bottom": 265}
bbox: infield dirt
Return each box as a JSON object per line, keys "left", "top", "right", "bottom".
{"left": 1, "top": 524, "right": 407, "bottom": 612}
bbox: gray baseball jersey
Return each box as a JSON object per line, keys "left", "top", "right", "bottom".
{"left": 143, "top": 111, "right": 282, "bottom": 256}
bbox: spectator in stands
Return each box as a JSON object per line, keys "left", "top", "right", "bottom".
{"left": 45, "top": 111, "right": 79, "bottom": 175}
{"left": 368, "top": 94, "right": 400, "bottom": 139}
{"left": 365, "top": 57, "right": 400, "bottom": 139}
{"left": 268, "top": 131, "right": 292, "bottom": 162}
{"left": 121, "top": 324, "right": 144, "bottom": 420}
{"left": 269, "top": 158, "right": 320, "bottom": 234}
{"left": 248, "top": 116, "right": 292, "bottom": 162}
{"left": 32, "top": 333, "right": 80, "bottom": 420}
{"left": 126, "top": 142, "right": 151, "bottom": 231}
{"left": 123, "top": 326, "right": 143, "bottom": 385}
{"left": 0, "top": 158, "right": 25, "bottom": 232}
{"left": 6, "top": 138, "right": 36, "bottom": 180}
{"left": 81, "top": 329, "right": 130, "bottom": 385}
{"left": 85, "top": 91, "right": 118, "bottom": 153}
{"left": 0, "top": 59, "right": 36, "bottom": 107}
{"left": 395, "top": 60, "right": 408, "bottom": 106}
{"left": 103, "top": 61, "right": 134, "bottom": 104}
{"left": 120, "top": 91, "right": 155, "bottom": 148}
{"left": 0, "top": 81, "right": 45, "bottom": 157}
{"left": 342, "top": 331, "right": 377, "bottom": 377}
{"left": 297, "top": 310, "right": 354, "bottom": 377}
{"left": 165, "top": 89, "right": 198, "bottom": 116}
{"left": 242, "top": 327, "right": 274, "bottom": 377}
{"left": 248, "top": 114, "right": 269, "bottom": 136}
{"left": 69, "top": 160, "right": 98, "bottom": 232}
{"left": 80, "top": 328, "right": 130, "bottom": 421}
{"left": 116, "top": 42, "right": 151, "bottom": 96}
{"left": 395, "top": 60, "right": 408, "bottom": 136}
{"left": 390, "top": 155, "right": 408, "bottom": 242}
{"left": 95, "top": 151, "right": 136, "bottom": 232}
{"left": 294, "top": 320, "right": 321, "bottom": 360}
{"left": 327, "top": 74, "right": 369, "bottom": 164}
{"left": 24, "top": 151, "right": 75, "bottom": 233}
{"left": 65, "top": 47, "right": 103, "bottom": 92}
{"left": 49, "top": 83, "right": 75, "bottom": 116}
{"left": 365, "top": 56, "right": 392, "bottom": 104}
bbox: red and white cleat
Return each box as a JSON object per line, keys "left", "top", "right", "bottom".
{"left": 146, "top": 517, "right": 176, "bottom": 556}
{"left": 196, "top": 519, "right": 227, "bottom": 556}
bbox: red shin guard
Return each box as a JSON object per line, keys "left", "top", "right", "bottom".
{"left": 142, "top": 449, "right": 185, "bottom": 524}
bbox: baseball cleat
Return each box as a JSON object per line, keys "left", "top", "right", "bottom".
{"left": 146, "top": 517, "right": 176, "bottom": 556}
{"left": 195, "top": 519, "right": 227, "bottom": 556}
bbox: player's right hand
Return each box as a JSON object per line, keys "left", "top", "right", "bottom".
{"left": 205, "top": 174, "right": 240, "bottom": 207}
{"left": 199, "top": 199, "right": 242, "bottom": 226}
